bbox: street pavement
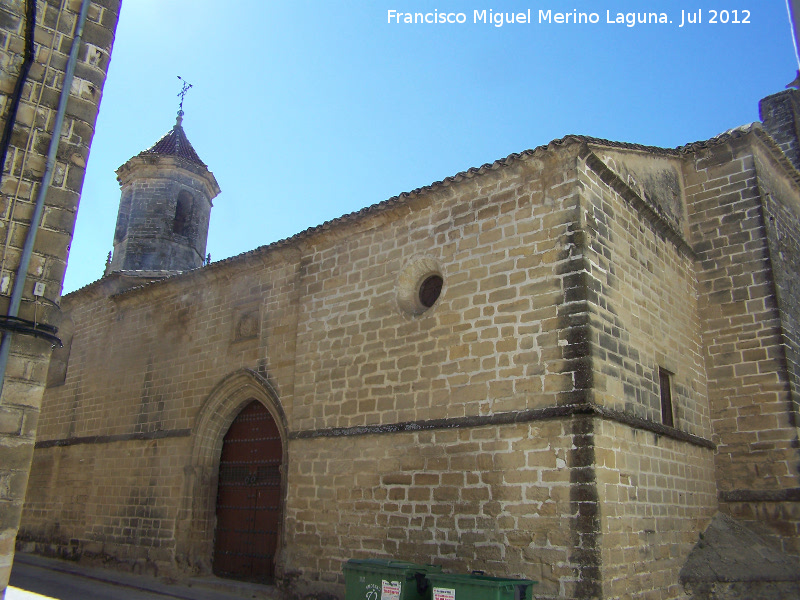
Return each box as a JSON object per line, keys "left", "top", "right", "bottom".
{"left": 8, "top": 561, "right": 176, "bottom": 599}
{"left": 6, "top": 553, "right": 280, "bottom": 599}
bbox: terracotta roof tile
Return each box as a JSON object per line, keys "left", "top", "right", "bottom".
{"left": 138, "top": 115, "right": 206, "bottom": 167}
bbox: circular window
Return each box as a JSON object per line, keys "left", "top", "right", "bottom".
{"left": 418, "top": 274, "right": 443, "bottom": 308}
{"left": 397, "top": 257, "right": 444, "bottom": 315}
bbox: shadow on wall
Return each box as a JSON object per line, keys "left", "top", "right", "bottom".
{"left": 680, "top": 513, "right": 800, "bottom": 600}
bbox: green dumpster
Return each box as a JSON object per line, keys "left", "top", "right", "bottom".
{"left": 427, "top": 572, "right": 537, "bottom": 600}
{"left": 344, "top": 559, "right": 443, "bottom": 600}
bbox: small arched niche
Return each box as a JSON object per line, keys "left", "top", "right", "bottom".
{"left": 173, "top": 190, "right": 194, "bottom": 236}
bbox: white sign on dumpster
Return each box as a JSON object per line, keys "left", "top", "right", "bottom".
{"left": 433, "top": 587, "right": 456, "bottom": 600}
{"left": 381, "top": 580, "right": 401, "bottom": 600}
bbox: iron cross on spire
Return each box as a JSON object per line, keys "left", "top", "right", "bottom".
{"left": 177, "top": 76, "right": 193, "bottom": 115}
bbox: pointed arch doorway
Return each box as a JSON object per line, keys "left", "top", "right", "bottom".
{"left": 212, "top": 400, "right": 282, "bottom": 582}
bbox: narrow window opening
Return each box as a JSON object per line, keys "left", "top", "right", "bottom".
{"left": 659, "top": 368, "right": 674, "bottom": 427}
{"left": 173, "top": 190, "right": 193, "bottom": 235}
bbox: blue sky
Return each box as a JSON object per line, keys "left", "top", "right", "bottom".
{"left": 63, "top": 0, "right": 798, "bottom": 293}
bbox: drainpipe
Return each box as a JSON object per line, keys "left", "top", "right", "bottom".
{"left": 0, "top": 0, "right": 92, "bottom": 398}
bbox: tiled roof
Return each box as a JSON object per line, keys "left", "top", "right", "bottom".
{"left": 676, "top": 123, "right": 758, "bottom": 153}
{"left": 160, "top": 129, "right": 769, "bottom": 276}
{"left": 138, "top": 114, "right": 207, "bottom": 167}
{"left": 70, "top": 125, "right": 773, "bottom": 298}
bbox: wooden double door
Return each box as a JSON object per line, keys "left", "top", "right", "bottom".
{"left": 212, "top": 401, "right": 282, "bottom": 582}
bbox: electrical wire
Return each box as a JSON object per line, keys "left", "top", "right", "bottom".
{"left": 786, "top": 0, "right": 800, "bottom": 70}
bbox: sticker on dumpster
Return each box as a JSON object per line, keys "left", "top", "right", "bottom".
{"left": 366, "top": 583, "right": 380, "bottom": 600}
{"left": 433, "top": 588, "right": 456, "bottom": 600}
{"left": 381, "top": 580, "right": 401, "bottom": 600}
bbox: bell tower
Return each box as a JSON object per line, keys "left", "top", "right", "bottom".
{"left": 106, "top": 106, "right": 220, "bottom": 275}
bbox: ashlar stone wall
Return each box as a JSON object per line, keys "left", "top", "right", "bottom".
{"left": 580, "top": 146, "right": 710, "bottom": 437}
{"left": 683, "top": 130, "right": 800, "bottom": 554}
{"left": 575, "top": 143, "right": 719, "bottom": 599}
{"left": 595, "top": 421, "right": 717, "bottom": 600}
{"left": 285, "top": 421, "right": 575, "bottom": 599}
{"left": 22, "top": 247, "right": 302, "bottom": 570}
{"left": 291, "top": 147, "right": 583, "bottom": 431}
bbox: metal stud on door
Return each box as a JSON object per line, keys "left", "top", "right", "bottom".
{"left": 213, "top": 400, "right": 282, "bottom": 582}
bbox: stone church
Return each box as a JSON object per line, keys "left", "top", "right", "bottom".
{"left": 15, "top": 89, "right": 800, "bottom": 600}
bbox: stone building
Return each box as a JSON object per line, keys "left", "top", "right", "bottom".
{"left": 0, "top": 0, "right": 120, "bottom": 595}
{"left": 15, "top": 89, "right": 800, "bottom": 600}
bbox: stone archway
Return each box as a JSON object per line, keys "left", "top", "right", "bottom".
{"left": 175, "top": 369, "right": 288, "bottom": 576}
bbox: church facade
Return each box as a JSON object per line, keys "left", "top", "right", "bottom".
{"left": 16, "top": 91, "right": 800, "bottom": 599}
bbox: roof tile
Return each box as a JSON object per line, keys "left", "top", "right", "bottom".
{"left": 138, "top": 115, "right": 206, "bottom": 167}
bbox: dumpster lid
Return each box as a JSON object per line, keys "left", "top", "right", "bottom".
{"left": 427, "top": 572, "right": 537, "bottom": 586}
{"left": 344, "top": 559, "right": 442, "bottom": 572}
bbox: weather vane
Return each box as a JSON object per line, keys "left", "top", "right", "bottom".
{"left": 177, "top": 76, "right": 193, "bottom": 115}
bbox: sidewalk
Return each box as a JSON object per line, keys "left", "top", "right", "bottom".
{"left": 7, "top": 552, "right": 282, "bottom": 600}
